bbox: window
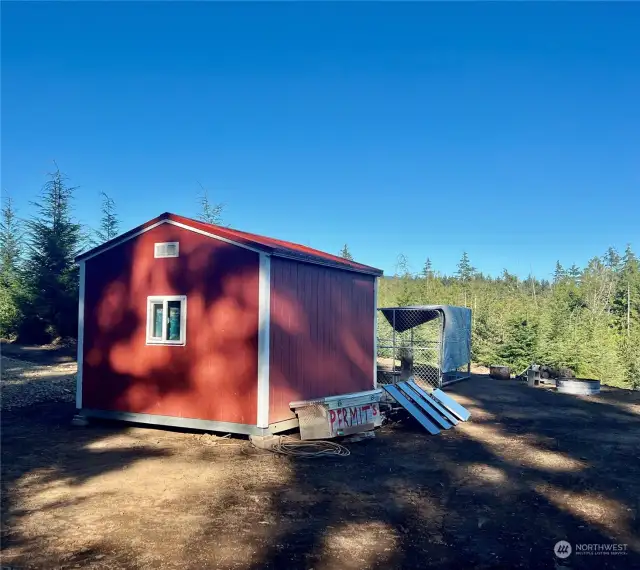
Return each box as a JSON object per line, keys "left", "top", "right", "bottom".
{"left": 154, "top": 242, "right": 179, "bottom": 258}
{"left": 146, "top": 296, "right": 187, "bottom": 345}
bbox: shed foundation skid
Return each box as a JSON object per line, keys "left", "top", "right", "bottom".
{"left": 79, "top": 409, "right": 300, "bottom": 436}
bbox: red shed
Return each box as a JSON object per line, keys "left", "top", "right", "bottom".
{"left": 75, "top": 213, "right": 383, "bottom": 436}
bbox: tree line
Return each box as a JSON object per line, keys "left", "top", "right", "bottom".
{"left": 0, "top": 166, "right": 224, "bottom": 343}
{"left": 2, "top": 167, "right": 638, "bottom": 390}
{"left": 377, "top": 249, "right": 640, "bottom": 390}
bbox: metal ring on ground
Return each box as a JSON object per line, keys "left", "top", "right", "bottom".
{"left": 556, "top": 378, "right": 601, "bottom": 395}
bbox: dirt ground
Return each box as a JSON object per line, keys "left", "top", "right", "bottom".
{"left": 0, "top": 341, "right": 77, "bottom": 365}
{"left": 2, "top": 349, "right": 640, "bottom": 569}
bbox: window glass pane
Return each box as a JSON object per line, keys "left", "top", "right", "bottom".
{"left": 152, "top": 304, "right": 164, "bottom": 338}
{"left": 167, "top": 301, "right": 181, "bottom": 340}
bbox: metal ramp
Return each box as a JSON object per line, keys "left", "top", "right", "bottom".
{"left": 382, "top": 381, "right": 471, "bottom": 435}
{"left": 431, "top": 388, "right": 471, "bottom": 422}
{"left": 407, "top": 380, "right": 459, "bottom": 426}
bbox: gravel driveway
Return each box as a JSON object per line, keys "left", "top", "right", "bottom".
{"left": 1, "top": 355, "right": 76, "bottom": 411}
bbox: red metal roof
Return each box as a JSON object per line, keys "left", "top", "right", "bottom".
{"left": 76, "top": 212, "right": 383, "bottom": 276}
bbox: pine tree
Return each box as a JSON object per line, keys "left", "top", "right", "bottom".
{"left": 0, "top": 195, "right": 22, "bottom": 287}
{"left": 0, "top": 195, "right": 24, "bottom": 337}
{"left": 393, "top": 254, "right": 414, "bottom": 306}
{"left": 421, "top": 258, "right": 433, "bottom": 279}
{"left": 340, "top": 244, "right": 354, "bottom": 261}
{"left": 603, "top": 247, "right": 621, "bottom": 271}
{"left": 456, "top": 252, "right": 474, "bottom": 282}
{"left": 197, "top": 184, "right": 225, "bottom": 225}
{"left": 621, "top": 330, "right": 640, "bottom": 390}
{"left": 23, "top": 167, "right": 84, "bottom": 340}
{"left": 501, "top": 269, "right": 518, "bottom": 287}
{"left": 395, "top": 253, "right": 411, "bottom": 277}
{"left": 568, "top": 264, "right": 581, "bottom": 281}
{"left": 613, "top": 245, "right": 640, "bottom": 337}
{"left": 498, "top": 318, "right": 539, "bottom": 372}
{"left": 96, "top": 191, "right": 120, "bottom": 243}
{"left": 379, "top": 245, "right": 638, "bottom": 389}
{"left": 553, "top": 261, "right": 566, "bottom": 283}
{"left": 622, "top": 244, "right": 638, "bottom": 273}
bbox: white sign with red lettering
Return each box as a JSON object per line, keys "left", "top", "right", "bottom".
{"left": 328, "top": 403, "right": 379, "bottom": 435}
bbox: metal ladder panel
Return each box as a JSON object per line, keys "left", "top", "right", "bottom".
{"left": 431, "top": 388, "right": 471, "bottom": 422}
{"left": 396, "top": 382, "right": 453, "bottom": 430}
{"left": 407, "top": 380, "right": 460, "bottom": 426}
{"left": 382, "top": 384, "right": 441, "bottom": 435}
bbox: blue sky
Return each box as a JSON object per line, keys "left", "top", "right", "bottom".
{"left": 2, "top": 2, "right": 639, "bottom": 279}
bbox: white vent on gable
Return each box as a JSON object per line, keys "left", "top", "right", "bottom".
{"left": 154, "top": 242, "right": 179, "bottom": 258}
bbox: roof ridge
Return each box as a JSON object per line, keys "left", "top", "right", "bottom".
{"left": 168, "top": 213, "right": 382, "bottom": 274}
{"left": 76, "top": 212, "right": 383, "bottom": 276}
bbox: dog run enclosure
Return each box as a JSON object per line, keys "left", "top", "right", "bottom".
{"left": 377, "top": 305, "right": 472, "bottom": 389}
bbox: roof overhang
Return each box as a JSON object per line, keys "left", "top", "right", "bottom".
{"left": 75, "top": 212, "right": 383, "bottom": 277}
{"left": 75, "top": 215, "right": 269, "bottom": 263}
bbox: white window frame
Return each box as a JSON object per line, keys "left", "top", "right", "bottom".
{"left": 146, "top": 295, "right": 187, "bottom": 345}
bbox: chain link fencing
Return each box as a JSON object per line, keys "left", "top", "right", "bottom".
{"left": 377, "top": 309, "right": 443, "bottom": 390}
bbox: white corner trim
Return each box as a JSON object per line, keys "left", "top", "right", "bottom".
{"left": 373, "top": 277, "right": 378, "bottom": 389}
{"left": 257, "top": 254, "right": 271, "bottom": 428}
{"left": 165, "top": 220, "right": 264, "bottom": 253}
{"left": 76, "top": 261, "right": 86, "bottom": 409}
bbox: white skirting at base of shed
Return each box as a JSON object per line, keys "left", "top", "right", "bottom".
{"left": 79, "top": 409, "right": 299, "bottom": 436}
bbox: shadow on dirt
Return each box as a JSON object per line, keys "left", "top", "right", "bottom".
{"left": 2, "top": 377, "right": 640, "bottom": 569}
{"left": 1, "top": 341, "right": 77, "bottom": 364}
{"left": 231, "top": 378, "right": 640, "bottom": 569}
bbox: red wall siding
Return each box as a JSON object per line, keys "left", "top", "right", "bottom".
{"left": 269, "top": 258, "right": 375, "bottom": 423}
{"left": 82, "top": 224, "right": 260, "bottom": 425}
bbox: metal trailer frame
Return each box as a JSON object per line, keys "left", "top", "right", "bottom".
{"left": 376, "top": 306, "right": 471, "bottom": 390}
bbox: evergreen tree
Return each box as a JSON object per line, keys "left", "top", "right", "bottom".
{"left": 394, "top": 254, "right": 414, "bottom": 306}
{"left": 421, "top": 258, "right": 433, "bottom": 279}
{"left": 622, "top": 244, "right": 638, "bottom": 273}
{"left": 613, "top": 245, "right": 640, "bottom": 335}
{"left": 96, "top": 191, "right": 120, "bottom": 243}
{"left": 603, "top": 247, "right": 621, "bottom": 271}
{"left": 340, "top": 244, "right": 354, "bottom": 261}
{"left": 0, "top": 195, "right": 24, "bottom": 337}
{"left": 23, "top": 167, "right": 84, "bottom": 340}
{"left": 381, "top": 244, "right": 638, "bottom": 388}
{"left": 456, "top": 252, "right": 474, "bottom": 282}
{"left": 0, "top": 195, "right": 22, "bottom": 287}
{"left": 568, "top": 264, "right": 581, "bottom": 281}
{"left": 621, "top": 331, "right": 640, "bottom": 390}
{"left": 539, "top": 279, "right": 551, "bottom": 290}
{"left": 553, "top": 261, "right": 566, "bottom": 283}
{"left": 197, "top": 184, "right": 225, "bottom": 225}
{"left": 498, "top": 318, "right": 539, "bottom": 372}
{"left": 395, "top": 253, "right": 411, "bottom": 277}
{"left": 501, "top": 269, "right": 518, "bottom": 288}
